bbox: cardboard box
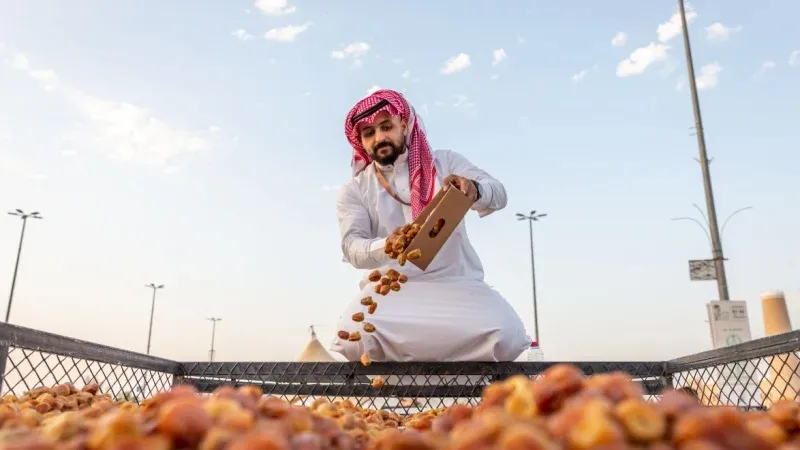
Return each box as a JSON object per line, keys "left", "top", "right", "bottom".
{"left": 403, "top": 186, "right": 474, "bottom": 271}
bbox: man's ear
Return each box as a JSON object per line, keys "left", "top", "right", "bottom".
{"left": 401, "top": 117, "right": 409, "bottom": 137}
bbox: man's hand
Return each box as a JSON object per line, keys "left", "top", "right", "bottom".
{"left": 442, "top": 174, "right": 479, "bottom": 202}
{"left": 385, "top": 227, "right": 403, "bottom": 253}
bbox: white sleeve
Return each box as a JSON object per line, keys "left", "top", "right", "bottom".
{"left": 336, "top": 182, "right": 389, "bottom": 270}
{"left": 442, "top": 150, "right": 508, "bottom": 218}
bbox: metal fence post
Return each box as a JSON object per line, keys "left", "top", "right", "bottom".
{"left": 0, "top": 345, "right": 8, "bottom": 395}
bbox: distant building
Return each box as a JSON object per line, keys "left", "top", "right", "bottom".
{"left": 296, "top": 326, "right": 336, "bottom": 362}
{"left": 289, "top": 326, "right": 336, "bottom": 405}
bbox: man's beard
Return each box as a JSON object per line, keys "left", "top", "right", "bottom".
{"left": 369, "top": 138, "right": 405, "bottom": 166}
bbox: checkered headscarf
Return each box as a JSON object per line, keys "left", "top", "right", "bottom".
{"left": 344, "top": 89, "right": 436, "bottom": 219}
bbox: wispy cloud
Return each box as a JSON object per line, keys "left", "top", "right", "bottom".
{"left": 789, "top": 50, "right": 799, "bottom": 66}
{"left": 705, "top": 22, "right": 742, "bottom": 42}
{"left": 492, "top": 49, "right": 507, "bottom": 66}
{"left": 616, "top": 43, "right": 670, "bottom": 77}
{"left": 440, "top": 53, "right": 471, "bottom": 74}
{"left": 265, "top": 23, "right": 311, "bottom": 42}
{"left": 231, "top": 29, "right": 255, "bottom": 41}
{"left": 572, "top": 64, "right": 599, "bottom": 83}
{"left": 572, "top": 70, "right": 588, "bottom": 83}
{"left": 611, "top": 32, "right": 628, "bottom": 47}
{"left": 331, "top": 42, "right": 370, "bottom": 68}
{"left": 2, "top": 46, "right": 224, "bottom": 169}
{"left": 616, "top": 5, "right": 692, "bottom": 78}
{"left": 753, "top": 61, "right": 776, "bottom": 82}
{"left": 254, "top": 0, "right": 296, "bottom": 16}
{"left": 657, "top": 3, "right": 696, "bottom": 43}
{"left": 696, "top": 62, "right": 722, "bottom": 90}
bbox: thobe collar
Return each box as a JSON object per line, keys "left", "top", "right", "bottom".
{"left": 373, "top": 148, "right": 408, "bottom": 173}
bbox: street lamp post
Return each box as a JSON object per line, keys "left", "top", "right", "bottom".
{"left": 516, "top": 210, "right": 547, "bottom": 343}
{"left": 6, "top": 210, "right": 43, "bottom": 323}
{"left": 145, "top": 283, "right": 164, "bottom": 355}
{"left": 207, "top": 317, "right": 221, "bottom": 362}
{"left": 677, "top": 0, "right": 730, "bottom": 301}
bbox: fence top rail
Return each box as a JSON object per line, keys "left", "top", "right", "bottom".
{"left": 179, "top": 361, "right": 669, "bottom": 378}
{"left": 666, "top": 329, "right": 800, "bottom": 372}
{"left": 0, "top": 322, "right": 181, "bottom": 375}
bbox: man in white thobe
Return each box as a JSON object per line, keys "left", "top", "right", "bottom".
{"left": 331, "top": 89, "right": 530, "bottom": 362}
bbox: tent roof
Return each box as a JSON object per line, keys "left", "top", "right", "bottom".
{"left": 297, "top": 336, "right": 336, "bottom": 362}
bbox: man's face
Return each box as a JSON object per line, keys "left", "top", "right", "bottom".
{"left": 358, "top": 110, "right": 407, "bottom": 166}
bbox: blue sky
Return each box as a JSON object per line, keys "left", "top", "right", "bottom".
{"left": 0, "top": 0, "right": 798, "bottom": 363}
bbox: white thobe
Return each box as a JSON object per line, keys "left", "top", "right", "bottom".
{"left": 330, "top": 149, "right": 530, "bottom": 362}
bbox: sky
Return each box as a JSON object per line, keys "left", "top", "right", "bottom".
{"left": 0, "top": 0, "right": 798, "bottom": 365}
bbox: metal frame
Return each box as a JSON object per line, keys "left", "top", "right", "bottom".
{"left": 0, "top": 322, "right": 178, "bottom": 401}
{"left": 1, "top": 322, "right": 798, "bottom": 412}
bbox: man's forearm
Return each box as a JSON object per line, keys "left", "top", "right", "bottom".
{"left": 342, "top": 235, "right": 388, "bottom": 270}
{"left": 471, "top": 177, "right": 507, "bottom": 217}
{"left": 441, "top": 149, "right": 508, "bottom": 218}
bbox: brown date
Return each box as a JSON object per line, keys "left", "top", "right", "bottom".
{"left": 347, "top": 331, "right": 361, "bottom": 342}
{"left": 406, "top": 249, "right": 422, "bottom": 260}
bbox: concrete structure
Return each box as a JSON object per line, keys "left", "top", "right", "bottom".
{"left": 759, "top": 290, "right": 800, "bottom": 406}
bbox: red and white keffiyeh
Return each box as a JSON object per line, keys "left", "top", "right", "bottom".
{"left": 344, "top": 89, "right": 437, "bottom": 219}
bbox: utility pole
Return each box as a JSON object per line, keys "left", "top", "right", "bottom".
{"left": 5, "top": 210, "right": 42, "bottom": 323}
{"left": 145, "top": 283, "right": 164, "bottom": 355}
{"left": 677, "top": 0, "right": 729, "bottom": 301}
{"left": 207, "top": 317, "right": 221, "bottom": 362}
{"left": 516, "top": 210, "right": 547, "bottom": 343}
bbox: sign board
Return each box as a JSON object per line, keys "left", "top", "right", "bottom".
{"left": 689, "top": 259, "right": 716, "bottom": 281}
{"left": 707, "top": 300, "right": 751, "bottom": 348}
{"left": 705, "top": 300, "right": 762, "bottom": 407}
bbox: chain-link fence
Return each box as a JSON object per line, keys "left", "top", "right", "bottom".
{"left": 0, "top": 322, "right": 178, "bottom": 403}
{"left": 177, "top": 361, "right": 669, "bottom": 413}
{"left": 2, "top": 322, "right": 799, "bottom": 413}
{"left": 666, "top": 329, "right": 800, "bottom": 410}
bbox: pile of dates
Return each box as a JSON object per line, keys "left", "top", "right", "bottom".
{"left": 3, "top": 365, "right": 800, "bottom": 449}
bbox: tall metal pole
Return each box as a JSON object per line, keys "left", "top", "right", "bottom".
{"left": 516, "top": 211, "right": 547, "bottom": 342}
{"left": 6, "top": 210, "right": 42, "bottom": 322}
{"left": 145, "top": 283, "right": 164, "bottom": 355}
{"left": 528, "top": 219, "right": 539, "bottom": 343}
{"left": 678, "top": 0, "right": 729, "bottom": 301}
{"left": 207, "top": 317, "right": 221, "bottom": 362}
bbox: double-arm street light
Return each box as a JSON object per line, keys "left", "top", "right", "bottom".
{"left": 516, "top": 210, "right": 547, "bottom": 343}
{"left": 207, "top": 317, "right": 222, "bottom": 362}
{"left": 145, "top": 283, "right": 164, "bottom": 355}
{"left": 6, "top": 209, "right": 43, "bottom": 323}
{"left": 671, "top": 204, "right": 753, "bottom": 250}
{"left": 672, "top": 204, "right": 752, "bottom": 298}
